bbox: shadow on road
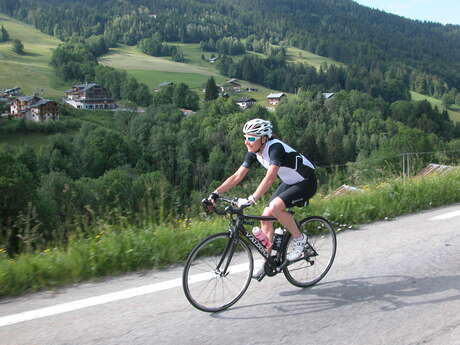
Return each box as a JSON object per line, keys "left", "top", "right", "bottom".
{"left": 212, "top": 274, "right": 460, "bottom": 319}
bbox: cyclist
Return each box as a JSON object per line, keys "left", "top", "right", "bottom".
{"left": 208, "top": 118, "right": 317, "bottom": 277}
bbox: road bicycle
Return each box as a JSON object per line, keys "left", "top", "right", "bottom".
{"left": 182, "top": 197, "right": 337, "bottom": 312}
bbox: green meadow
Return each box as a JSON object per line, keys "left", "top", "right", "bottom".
{"left": 99, "top": 43, "right": 284, "bottom": 103}
{"left": 0, "top": 14, "right": 67, "bottom": 99}
{"left": 411, "top": 91, "right": 460, "bottom": 123}
{"left": 285, "top": 46, "right": 344, "bottom": 69}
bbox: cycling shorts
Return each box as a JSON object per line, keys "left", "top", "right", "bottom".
{"left": 269, "top": 173, "right": 317, "bottom": 208}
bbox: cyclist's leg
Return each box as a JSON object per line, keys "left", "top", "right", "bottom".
{"left": 269, "top": 176, "right": 317, "bottom": 236}
{"left": 261, "top": 182, "right": 289, "bottom": 240}
{"left": 260, "top": 207, "right": 275, "bottom": 242}
{"left": 268, "top": 197, "right": 301, "bottom": 238}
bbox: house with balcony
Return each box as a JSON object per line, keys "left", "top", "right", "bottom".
{"left": 235, "top": 97, "right": 257, "bottom": 110}
{"left": 10, "top": 95, "right": 59, "bottom": 121}
{"left": 64, "top": 83, "right": 117, "bottom": 110}
{"left": 220, "top": 79, "right": 242, "bottom": 93}
{"left": 266, "top": 92, "right": 286, "bottom": 106}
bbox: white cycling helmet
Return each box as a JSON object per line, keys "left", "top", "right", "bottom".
{"left": 243, "top": 118, "right": 272, "bottom": 137}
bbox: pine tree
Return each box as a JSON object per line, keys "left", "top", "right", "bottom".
{"left": 0, "top": 25, "right": 9, "bottom": 42}
{"left": 204, "top": 77, "right": 219, "bottom": 101}
{"left": 12, "top": 39, "right": 24, "bottom": 54}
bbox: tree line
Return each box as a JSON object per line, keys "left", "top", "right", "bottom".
{"left": 216, "top": 54, "right": 411, "bottom": 104}
{"left": 138, "top": 35, "right": 185, "bottom": 62}
{"left": 2, "top": 88, "right": 460, "bottom": 256}
{"left": 200, "top": 36, "right": 245, "bottom": 56}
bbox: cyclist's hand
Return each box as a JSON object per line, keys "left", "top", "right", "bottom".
{"left": 236, "top": 197, "right": 254, "bottom": 208}
{"left": 207, "top": 192, "right": 219, "bottom": 205}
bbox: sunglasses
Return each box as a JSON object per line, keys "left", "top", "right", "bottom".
{"left": 244, "top": 136, "right": 260, "bottom": 143}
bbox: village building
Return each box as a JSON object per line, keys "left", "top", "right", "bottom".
{"left": 63, "top": 83, "right": 117, "bottom": 110}
{"left": 235, "top": 97, "right": 257, "bottom": 110}
{"left": 0, "top": 87, "right": 21, "bottom": 98}
{"left": 158, "top": 81, "right": 174, "bottom": 88}
{"left": 179, "top": 108, "right": 196, "bottom": 117}
{"left": 10, "top": 95, "right": 59, "bottom": 121}
{"left": 266, "top": 92, "right": 286, "bottom": 106}
{"left": 220, "top": 79, "right": 242, "bottom": 93}
{"left": 322, "top": 92, "right": 335, "bottom": 100}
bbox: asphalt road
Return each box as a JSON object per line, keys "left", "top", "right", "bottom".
{"left": 1, "top": 203, "right": 459, "bottom": 345}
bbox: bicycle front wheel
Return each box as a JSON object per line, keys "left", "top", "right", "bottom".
{"left": 182, "top": 232, "right": 253, "bottom": 312}
{"left": 283, "top": 216, "right": 336, "bottom": 288}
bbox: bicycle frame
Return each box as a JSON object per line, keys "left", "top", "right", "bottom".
{"left": 205, "top": 197, "right": 300, "bottom": 276}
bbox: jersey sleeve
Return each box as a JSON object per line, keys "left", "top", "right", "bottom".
{"left": 268, "top": 143, "right": 284, "bottom": 166}
{"left": 242, "top": 152, "right": 257, "bottom": 168}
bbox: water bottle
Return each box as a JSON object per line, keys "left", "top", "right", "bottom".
{"left": 270, "top": 227, "right": 285, "bottom": 257}
{"left": 252, "top": 227, "right": 272, "bottom": 249}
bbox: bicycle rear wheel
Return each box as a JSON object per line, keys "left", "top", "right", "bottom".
{"left": 283, "top": 216, "right": 336, "bottom": 287}
{"left": 182, "top": 232, "right": 253, "bottom": 312}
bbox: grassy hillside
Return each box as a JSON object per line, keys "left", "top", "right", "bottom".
{"left": 285, "top": 46, "right": 345, "bottom": 69}
{"left": 0, "top": 12, "right": 342, "bottom": 104}
{"left": 99, "top": 42, "right": 341, "bottom": 103}
{"left": 411, "top": 91, "right": 460, "bottom": 123}
{"left": 0, "top": 13, "right": 67, "bottom": 99}
{"left": 99, "top": 44, "right": 280, "bottom": 103}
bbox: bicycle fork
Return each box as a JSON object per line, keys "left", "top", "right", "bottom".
{"left": 215, "top": 233, "right": 239, "bottom": 277}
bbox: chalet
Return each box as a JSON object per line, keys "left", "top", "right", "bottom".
{"left": 235, "top": 97, "right": 256, "bottom": 110}
{"left": 0, "top": 87, "right": 21, "bottom": 97}
{"left": 266, "top": 92, "right": 286, "bottom": 106}
{"left": 64, "top": 83, "right": 117, "bottom": 110}
{"left": 221, "top": 79, "right": 241, "bottom": 93}
{"left": 10, "top": 96, "right": 59, "bottom": 121}
{"left": 158, "top": 81, "right": 174, "bottom": 88}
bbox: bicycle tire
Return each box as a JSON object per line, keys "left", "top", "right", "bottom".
{"left": 182, "top": 232, "right": 253, "bottom": 312}
{"left": 283, "top": 216, "right": 337, "bottom": 288}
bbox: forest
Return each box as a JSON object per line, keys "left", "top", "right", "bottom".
{"left": 1, "top": 0, "right": 460, "bottom": 98}
{"left": 2, "top": 0, "right": 460, "bottom": 258}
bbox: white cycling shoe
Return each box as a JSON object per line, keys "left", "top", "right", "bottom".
{"left": 252, "top": 261, "right": 265, "bottom": 279}
{"left": 287, "top": 233, "right": 307, "bottom": 261}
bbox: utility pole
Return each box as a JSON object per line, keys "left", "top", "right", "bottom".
{"left": 402, "top": 153, "right": 411, "bottom": 179}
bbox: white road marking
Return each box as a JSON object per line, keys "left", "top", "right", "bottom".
{"left": 0, "top": 261, "right": 256, "bottom": 328}
{"left": 429, "top": 209, "right": 460, "bottom": 221}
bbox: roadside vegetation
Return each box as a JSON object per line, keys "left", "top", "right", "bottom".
{"left": 1, "top": 169, "right": 459, "bottom": 297}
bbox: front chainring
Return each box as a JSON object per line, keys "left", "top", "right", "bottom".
{"left": 264, "top": 261, "right": 278, "bottom": 276}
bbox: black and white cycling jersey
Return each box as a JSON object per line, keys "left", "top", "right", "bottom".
{"left": 242, "top": 138, "right": 315, "bottom": 185}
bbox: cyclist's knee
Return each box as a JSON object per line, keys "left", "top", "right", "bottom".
{"left": 267, "top": 198, "right": 285, "bottom": 216}
{"left": 261, "top": 206, "right": 273, "bottom": 216}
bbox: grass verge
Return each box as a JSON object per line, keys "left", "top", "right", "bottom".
{"left": 1, "top": 170, "right": 459, "bottom": 298}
